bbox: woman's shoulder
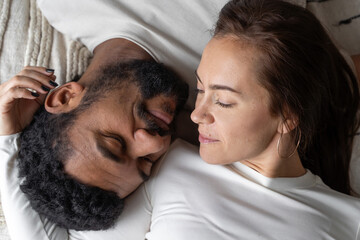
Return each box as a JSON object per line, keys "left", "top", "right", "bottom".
{"left": 295, "top": 171, "right": 360, "bottom": 215}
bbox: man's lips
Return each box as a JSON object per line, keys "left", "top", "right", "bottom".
{"left": 198, "top": 133, "right": 218, "bottom": 143}
{"left": 149, "top": 110, "right": 172, "bottom": 126}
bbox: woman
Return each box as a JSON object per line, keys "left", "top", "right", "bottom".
{"left": 187, "top": 0, "right": 360, "bottom": 238}
{"left": 192, "top": 0, "right": 360, "bottom": 195}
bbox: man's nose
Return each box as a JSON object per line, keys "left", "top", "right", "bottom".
{"left": 133, "top": 128, "right": 168, "bottom": 156}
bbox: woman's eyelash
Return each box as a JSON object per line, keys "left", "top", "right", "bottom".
{"left": 194, "top": 88, "right": 233, "bottom": 108}
{"left": 194, "top": 88, "right": 204, "bottom": 94}
{"left": 215, "top": 101, "right": 233, "bottom": 108}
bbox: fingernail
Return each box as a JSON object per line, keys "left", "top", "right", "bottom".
{"left": 46, "top": 68, "right": 55, "bottom": 73}
{"left": 49, "top": 80, "right": 58, "bottom": 87}
{"left": 31, "top": 92, "right": 40, "bottom": 97}
{"left": 41, "top": 85, "right": 50, "bottom": 91}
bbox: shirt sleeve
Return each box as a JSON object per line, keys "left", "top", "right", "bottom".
{"left": 0, "top": 134, "right": 68, "bottom": 240}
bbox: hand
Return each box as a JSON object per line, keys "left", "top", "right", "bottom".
{"left": 0, "top": 66, "right": 57, "bottom": 135}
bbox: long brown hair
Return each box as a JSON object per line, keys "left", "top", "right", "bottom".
{"left": 215, "top": 0, "right": 360, "bottom": 195}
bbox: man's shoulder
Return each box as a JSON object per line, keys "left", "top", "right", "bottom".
{"left": 0, "top": 133, "right": 21, "bottom": 151}
{"left": 158, "top": 139, "right": 201, "bottom": 169}
{"left": 149, "top": 138, "right": 229, "bottom": 189}
{"left": 168, "top": 139, "right": 200, "bottom": 160}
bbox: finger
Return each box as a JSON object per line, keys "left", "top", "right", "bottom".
{"left": 19, "top": 68, "right": 58, "bottom": 87}
{"left": 20, "top": 67, "right": 58, "bottom": 88}
{"left": 6, "top": 76, "right": 51, "bottom": 95}
{"left": 15, "top": 71, "right": 57, "bottom": 91}
{"left": 0, "top": 88, "right": 43, "bottom": 117}
{"left": 23, "top": 66, "right": 55, "bottom": 76}
{"left": 23, "top": 88, "right": 47, "bottom": 105}
{"left": 50, "top": 74, "right": 57, "bottom": 81}
{"left": 0, "top": 87, "right": 38, "bottom": 108}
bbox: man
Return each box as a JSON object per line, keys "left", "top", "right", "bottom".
{"left": 1, "top": 0, "right": 227, "bottom": 236}
{"left": 0, "top": 47, "right": 188, "bottom": 234}
{"left": 0, "top": 0, "right": 230, "bottom": 236}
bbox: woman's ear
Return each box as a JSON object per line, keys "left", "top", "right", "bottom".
{"left": 278, "top": 118, "right": 298, "bottom": 134}
{"left": 45, "top": 82, "right": 85, "bottom": 114}
{"left": 276, "top": 104, "right": 299, "bottom": 134}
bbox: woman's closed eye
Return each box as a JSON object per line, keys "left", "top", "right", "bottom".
{"left": 213, "top": 95, "right": 235, "bottom": 108}
{"left": 215, "top": 100, "right": 234, "bottom": 108}
{"left": 194, "top": 88, "right": 204, "bottom": 95}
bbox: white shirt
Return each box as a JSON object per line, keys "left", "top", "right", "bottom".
{"left": 0, "top": 134, "right": 67, "bottom": 240}
{"left": 2, "top": 135, "right": 360, "bottom": 240}
{"left": 77, "top": 139, "right": 360, "bottom": 240}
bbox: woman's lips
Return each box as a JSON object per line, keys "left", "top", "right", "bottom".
{"left": 198, "top": 133, "right": 218, "bottom": 143}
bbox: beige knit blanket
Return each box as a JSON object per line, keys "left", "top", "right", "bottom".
{"left": 0, "top": 0, "right": 91, "bottom": 238}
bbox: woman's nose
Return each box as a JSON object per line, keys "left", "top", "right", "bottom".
{"left": 191, "top": 101, "right": 214, "bottom": 124}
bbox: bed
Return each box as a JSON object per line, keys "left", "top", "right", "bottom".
{"left": 0, "top": 0, "right": 359, "bottom": 239}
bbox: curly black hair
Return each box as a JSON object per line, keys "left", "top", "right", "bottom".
{"left": 18, "top": 60, "right": 188, "bottom": 231}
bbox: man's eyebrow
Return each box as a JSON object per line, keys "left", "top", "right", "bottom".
{"left": 95, "top": 140, "right": 122, "bottom": 163}
{"left": 195, "top": 69, "right": 240, "bottom": 94}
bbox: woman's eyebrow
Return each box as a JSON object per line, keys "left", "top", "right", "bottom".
{"left": 195, "top": 69, "right": 240, "bottom": 94}
{"left": 209, "top": 84, "right": 240, "bottom": 93}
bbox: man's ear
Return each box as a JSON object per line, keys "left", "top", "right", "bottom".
{"left": 45, "top": 82, "right": 85, "bottom": 114}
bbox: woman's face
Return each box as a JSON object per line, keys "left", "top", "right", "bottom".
{"left": 191, "top": 36, "right": 282, "bottom": 165}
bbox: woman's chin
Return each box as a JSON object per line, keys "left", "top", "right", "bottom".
{"left": 199, "top": 147, "right": 224, "bottom": 165}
